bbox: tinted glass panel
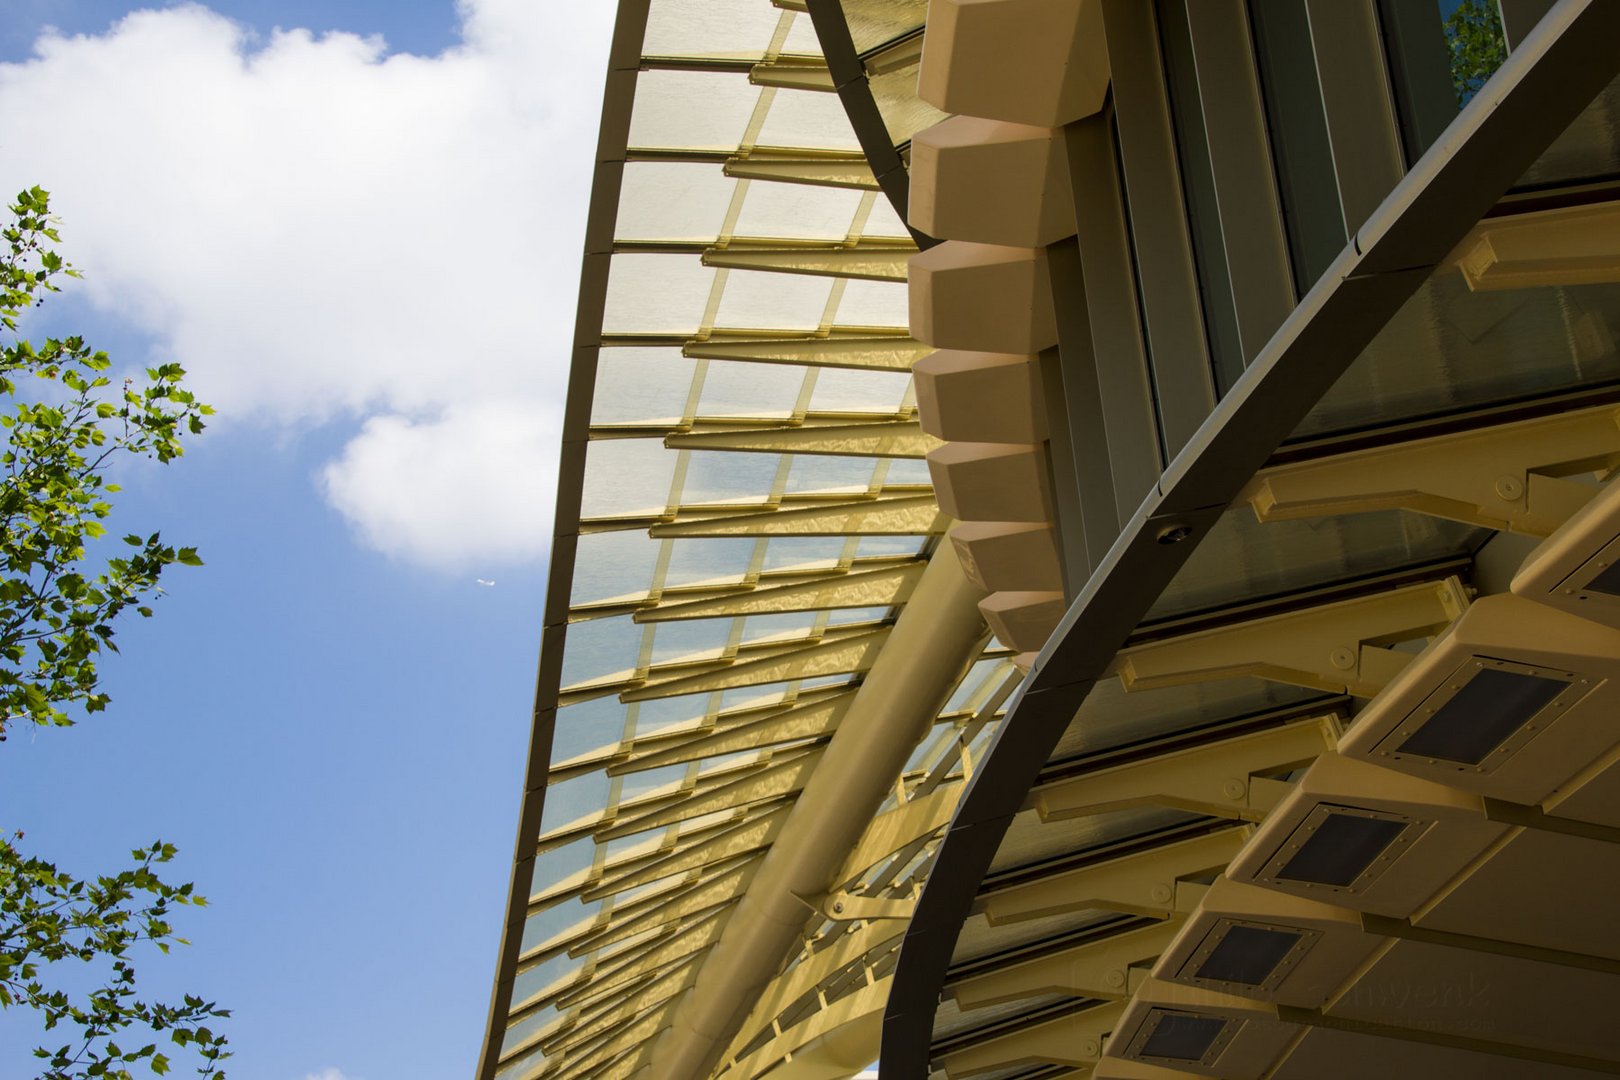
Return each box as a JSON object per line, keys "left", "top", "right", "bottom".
{"left": 1380, "top": 0, "right": 1508, "bottom": 162}
{"left": 1196, "top": 924, "right": 1303, "bottom": 985}
{"left": 1142, "top": 1012, "right": 1228, "bottom": 1061}
{"left": 1586, "top": 558, "right": 1620, "bottom": 597}
{"left": 1250, "top": 0, "right": 1345, "bottom": 293}
{"left": 1158, "top": 0, "right": 1245, "bottom": 395}
{"left": 1398, "top": 667, "right": 1566, "bottom": 764}
{"left": 1277, "top": 811, "right": 1405, "bottom": 886}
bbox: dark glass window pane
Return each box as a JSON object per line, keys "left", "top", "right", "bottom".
{"left": 1157, "top": 0, "right": 1245, "bottom": 395}
{"left": 1142, "top": 1012, "right": 1228, "bottom": 1062}
{"left": 1277, "top": 810, "right": 1405, "bottom": 887}
{"left": 1196, "top": 924, "right": 1302, "bottom": 985}
{"left": 1249, "top": 0, "right": 1346, "bottom": 294}
{"left": 1398, "top": 667, "right": 1565, "bottom": 765}
{"left": 1585, "top": 559, "right": 1620, "bottom": 597}
{"left": 1380, "top": 0, "right": 1508, "bottom": 162}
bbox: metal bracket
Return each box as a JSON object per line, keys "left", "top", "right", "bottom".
{"left": 1244, "top": 404, "right": 1620, "bottom": 537}
{"left": 1116, "top": 577, "right": 1469, "bottom": 699}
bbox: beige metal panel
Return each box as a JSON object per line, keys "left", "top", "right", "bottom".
{"left": 950, "top": 521, "right": 1063, "bottom": 593}
{"left": 682, "top": 332, "right": 930, "bottom": 370}
{"left": 1414, "top": 825, "right": 1620, "bottom": 962}
{"left": 1227, "top": 754, "right": 1510, "bottom": 920}
{"left": 1340, "top": 593, "right": 1620, "bottom": 807}
{"left": 939, "top": 1001, "right": 1123, "bottom": 1078}
{"left": 1246, "top": 405, "right": 1620, "bottom": 537}
{"left": 1117, "top": 577, "right": 1468, "bottom": 699}
{"left": 1512, "top": 473, "right": 1620, "bottom": 629}
{"left": 927, "top": 442, "right": 1053, "bottom": 524}
{"left": 1033, "top": 715, "right": 1340, "bottom": 823}
{"left": 1154, "top": 876, "right": 1382, "bottom": 1009}
{"left": 908, "top": 241, "right": 1058, "bottom": 354}
{"left": 650, "top": 492, "right": 945, "bottom": 538}
{"left": 910, "top": 117, "right": 1075, "bottom": 248}
{"left": 1325, "top": 935, "right": 1620, "bottom": 1062}
{"left": 665, "top": 419, "right": 941, "bottom": 458}
{"left": 702, "top": 240, "right": 915, "bottom": 282}
{"left": 913, "top": 350, "right": 1046, "bottom": 444}
{"left": 981, "top": 827, "right": 1250, "bottom": 925}
{"left": 915, "top": 0, "right": 1108, "bottom": 127}
{"left": 1105, "top": 976, "right": 1297, "bottom": 1078}
{"left": 1452, "top": 200, "right": 1620, "bottom": 291}
{"left": 978, "top": 590, "right": 1065, "bottom": 654}
{"left": 953, "top": 919, "right": 1183, "bottom": 1009}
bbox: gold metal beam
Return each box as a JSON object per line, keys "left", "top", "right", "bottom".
{"left": 981, "top": 828, "right": 1250, "bottom": 925}
{"left": 939, "top": 1002, "right": 1124, "bottom": 1079}
{"left": 634, "top": 560, "right": 925, "bottom": 623}
{"left": 1031, "top": 714, "right": 1342, "bottom": 823}
{"left": 1115, "top": 577, "right": 1468, "bottom": 699}
{"left": 750, "top": 57, "right": 835, "bottom": 91}
{"left": 598, "top": 750, "right": 824, "bottom": 841}
{"left": 1452, "top": 200, "right": 1620, "bottom": 291}
{"left": 1245, "top": 405, "right": 1620, "bottom": 537}
{"left": 649, "top": 492, "right": 943, "bottom": 538}
{"left": 724, "top": 150, "right": 879, "bottom": 191}
{"left": 683, "top": 332, "right": 931, "bottom": 370}
{"left": 952, "top": 920, "right": 1184, "bottom": 1010}
{"left": 666, "top": 419, "right": 941, "bottom": 458}
{"left": 610, "top": 689, "right": 856, "bottom": 774}
{"left": 620, "top": 626, "right": 891, "bottom": 703}
{"left": 702, "top": 239, "right": 915, "bottom": 282}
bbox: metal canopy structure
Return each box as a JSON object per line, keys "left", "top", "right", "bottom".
{"left": 484, "top": 1, "right": 1620, "bottom": 1078}
{"left": 479, "top": 3, "right": 998, "bottom": 1079}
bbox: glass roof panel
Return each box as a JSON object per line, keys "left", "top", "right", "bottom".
{"left": 627, "top": 69, "right": 762, "bottom": 151}
{"left": 642, "top": 0, "right": 791, "bottom": 59}
{"left": 615, "top": 161, "right": 737, "bottom": 242}
{"left": 713, "top": 268, "right": 838, "bottom": 331}
{"left": 733, "top": 182, "right": 868, "bottom": 240}
{"left": 602, "top": 253, "right": 717, "bottom": 335}
{"left": 590, "top": 347, "right": 697, "bottom": 426}
{"left": 755, "top": 89, "right": 863, "bottom": 151}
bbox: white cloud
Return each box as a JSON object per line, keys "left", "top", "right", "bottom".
{"left": 303, "top": 1070, "right": 357, "bottom": 1080}
{"left": 321, "top": 398, "right": 559, "bottom": 570}
{"left": 0, "top": 2, "right": 617, "bottom": 567}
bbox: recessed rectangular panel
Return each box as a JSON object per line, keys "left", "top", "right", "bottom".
{"left": 1193, "top": 923, "right": 1308, "bottom": 987}
{"left": 1272, "top": 807, "right": 1410, "bottom": 889}
{"left": 1396, "top": 666, "right": 1568, "bottom": 765}
{"left": 1130, "top": 1009, "right": 1236, "bottom": 1067}
{"left": 1583, "top": 558, "right": 1620, "bottom": 596}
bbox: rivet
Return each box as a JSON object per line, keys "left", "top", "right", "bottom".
{"left": 1495, "top": 475, "right": 1524, "bottom": 500}
{"left": 1222, "top": 778, "right": 1247, "bottom": 800}
{"left": 1330, "top": 647, "right": 1356, "bottom": 671}
{"left": 1150, "top": 883, "right": 1173, "bottom": 903}
{"left": 1105, "top": 969, "right": 1125, "bottom": 988}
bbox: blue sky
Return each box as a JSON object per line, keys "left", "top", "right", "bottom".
{"left": 0, "top": 3, "right": 615, "bottom": 1077}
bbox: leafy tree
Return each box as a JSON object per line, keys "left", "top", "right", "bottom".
{"left": 0, "top": 186, "right": 227, "bottom": 1077}
{"left": 1444, "top": 0, "right": 1509, "bottom": 107}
